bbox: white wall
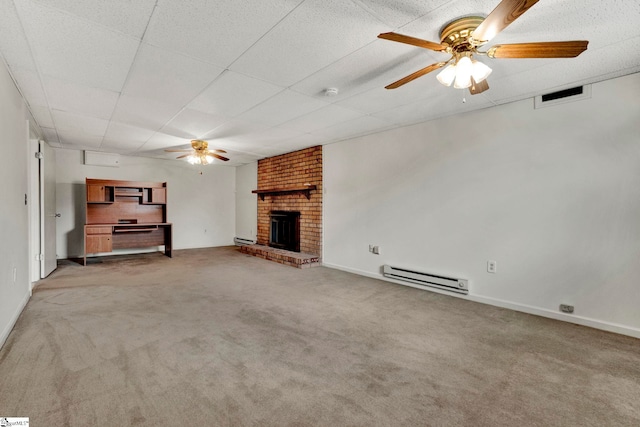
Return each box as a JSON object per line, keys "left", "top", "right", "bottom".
{"left": 55, "top": 149, "right": 236, "bottom": 259}
{"left": 0, "top": 61, "right": 32, "bottom": 348}
{"left": 235, "top": 162, "right": 257, "bottom": 242}
{"left": 323, "top": 73, "right": 640, "bottom": 338}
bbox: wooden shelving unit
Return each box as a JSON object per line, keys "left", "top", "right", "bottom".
{"left": 84, "top": 178, "right": 172, "bottom": 265}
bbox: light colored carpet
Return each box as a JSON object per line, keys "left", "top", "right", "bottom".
{"left": 1, "top": 246, "right": 639, "bottom": 426}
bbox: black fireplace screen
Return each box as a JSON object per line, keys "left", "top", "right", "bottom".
{"left": 269, "top": 211, "right": 300, "bottom": 252}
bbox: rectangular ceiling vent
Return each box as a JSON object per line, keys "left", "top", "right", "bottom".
{"left": 84, "top": 151, "right": 120, "bottom": 167}
{"left": 535, "top": 84, "right": 591, "bottom": 109}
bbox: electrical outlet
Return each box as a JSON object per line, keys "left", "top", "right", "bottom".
{"left": 560, "top": 304, "right": 574, "bottom": 314}
{"left": 487, "top": 260, "right": 497, "bottom": 273}
{"left": 369, "top": 244, "right": 374, "bottom": 253}
{"left": 13, "top": 267, "right": 17, "bottom": 283}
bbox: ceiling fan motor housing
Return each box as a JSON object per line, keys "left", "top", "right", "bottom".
{"left": 439, "top": 16, "right": 486, "bottom": 53}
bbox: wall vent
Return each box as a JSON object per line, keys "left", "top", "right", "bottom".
{"left": 383, "top": 265, "right": 469, "bottom": 295}
{"left": 535, "top": 84, "right": 591, "bottom": 109}
{"left": 234, "top": 237, "right": 256, "bottom": 246}
{"left": 84, "top": 150, "right": 120, "bottom": 167}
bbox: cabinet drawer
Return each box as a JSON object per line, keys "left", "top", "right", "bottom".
{"left": 86, "top": 226, "right": 112, "bottom": 235}
{"left": 86, "top": 235, "right": 112, "bottom": 253}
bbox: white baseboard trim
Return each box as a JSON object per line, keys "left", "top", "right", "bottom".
{"left": 323, "top": 262, "right": 640, "bottom": 339}
{"left": 0, "top": 291, "right": 30, "bottom": 350}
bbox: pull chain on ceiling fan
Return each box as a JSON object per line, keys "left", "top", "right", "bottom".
{"left": 165, "top": 140, "right": 229, "bottom": 165}
{"left": 378, "top": 0, "right": 588, "bottom": 95}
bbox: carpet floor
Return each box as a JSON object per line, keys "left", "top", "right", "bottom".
{"left": 1, "top": 246, "right": 639, "bottom": 426}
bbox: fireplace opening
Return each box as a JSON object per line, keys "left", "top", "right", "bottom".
{"left": 269, "top": 211, "right": 300, "bottom": 252}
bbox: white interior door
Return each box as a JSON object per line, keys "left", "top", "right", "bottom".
{"left": 29, "top": 138, "right": 41, "bottom": 284}
{"left": 40, "top": 141, "right": 57, "bottom": 278}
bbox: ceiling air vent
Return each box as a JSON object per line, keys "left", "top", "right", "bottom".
{"left": 535, "top": 84, "right": 591, "bottom": 109}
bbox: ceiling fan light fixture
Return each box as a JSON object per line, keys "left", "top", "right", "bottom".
{"left": 453, "top": 56, "right": 473, "bottom": 89}
{"left": 471, "top": 59, "right": 492, "bottom": 83}
{"left": 436, "top": 63, "right": 457, "bottom": 87}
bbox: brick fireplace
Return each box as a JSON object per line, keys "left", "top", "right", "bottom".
{"left": 241, "top": 146, "right": 322, "bottom": 267}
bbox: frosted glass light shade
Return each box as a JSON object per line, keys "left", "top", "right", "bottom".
{"left": 471, "top": 60, "right": 492, "bottom": 83}
{"left": 453, "top": 56, "right": 473, "bottom": 89}
{"left": 436, "top": 64, "right": 457, "bottom": 87}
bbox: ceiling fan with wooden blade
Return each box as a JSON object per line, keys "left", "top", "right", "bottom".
{"left": 164, "top": 140, "right": 229, "bottom": 165}
{"left": 378, "top": 0, "right": 588, "bottom": 94}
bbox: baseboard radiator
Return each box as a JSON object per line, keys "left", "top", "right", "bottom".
{"left": 234, "top": 237, "right": 256, "bottom": 246}
{"left": 383, "top": 265, "right": 469, "bottom": 295}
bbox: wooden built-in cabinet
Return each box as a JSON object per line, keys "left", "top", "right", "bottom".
{"left": 84, "top": 178, "right": 172, "bottom": 265}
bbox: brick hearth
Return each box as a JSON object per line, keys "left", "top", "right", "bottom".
{"left": 240, "top": 244, "right": 320, "bottom": 269}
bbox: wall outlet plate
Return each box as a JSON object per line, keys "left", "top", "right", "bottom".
{"left": 487, "top": 260, "right": 497, "bottom": 273}
{"left": 560, "top": 304, "right": 574, "bottom": 314}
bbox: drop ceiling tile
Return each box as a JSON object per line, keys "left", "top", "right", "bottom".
{"left": 398, "top": 0, "right": 496, "bottom": 40}
{"left": 268, "top": 133, "right": 330, "bottom": 152}
{"left": 313, "top": 115, "right": 395, "bottom": 141}
{"left": 238, "top": 90, "right": 328, "bottom": 127}
{"left": 229, "top": 126, "right": 304, "bottom": 145}
{"left": 100, "top": 139, "right": 145, "bottom": 154}
{"left": 252, "top": 145, "right": 289, "bottom": 157}
{"left": 9, "top": 67, "right": 48, "bottom": 106}
{"left": 0, "top": 1, "right": 37, "bottom": 71}
{"left": 336, "top": 79, "right": 441, "bottom": 116}
{"left": 482, "top": 0, "right": 635, "bottom": 48}
{"left": 111, "top": 94, "right": 183, "bottom": 131}
{"left": 123, "top": 43, "right": 224, "bottom": 107}
{"left": 103, "top": 122, "right": 156, "bottom": 145}
{"left": 230, "top": 0, "right": 389, "bottom": 86}
{"left": 188, "top": 70, "right": 283, "bottom": 117}
{"left": 14, "top": 0, "right": 140, "bottom": 92}
{"left": 371, "top": 90, "right": 494, "bottom": 126}
{"left": 44, "top": 76, "right": 119, "bottom": 120}
{"left": 224, "top": 153, "right": 262, "bottom": 165}
{"left": 33, "top": 0, "right": 158, "bottom": 39}
{"left": 40, "top": 127, "right": 59, "bottom": 143}
{"left": 143, "top": 0, "right": 304, "bottom": 67}
{"left": 52, "top": 110, "right": 109, "bottom": 137}
{"left": 138, "top": 133, "right": 189, "bottom": 152}
{"left": 161, "top": 109, "right": 228, "bottom": 140}
{"left": 56, "top": 129, "right": 104, "bottom": 148}
{"left": 350, "top": 0, "right": 453, "bottom": 28}
{"left": 201, "top": 118, "right": 270, "bottom": 141}
{"left": 280, "top": 104, "right": 365, "bottom": 133}
{"left": 291, "top": 39, "right": 440, "bottom": 99}
{"left": 30, "top": 106, "right": 55, "bottom": 128}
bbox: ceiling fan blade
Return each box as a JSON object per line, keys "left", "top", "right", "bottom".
{"left": 212, "top": 149, "right": 227, "bottom": 154}
{"left": 385, "top": 62, "right": 447, "bottom": 90}
{"left": 469, "top": 77, "right": 490, "bottom": 95}
{"left": 164, "top": 149, "right": 191, "bottom": 152}
{"left": 378, "top": 32, "right": 448, "bottom": 52}
{"left": 473, "top": 0, "right": 540, "bottom": 43}
{"left": 176, "top": 154, "right": 191, "bottom": 159}
{"left": 211, "top": 153, "right": 229, "bottom": 162}
{"left": 488, "top": 41, "right": 588, "bottom": 58}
